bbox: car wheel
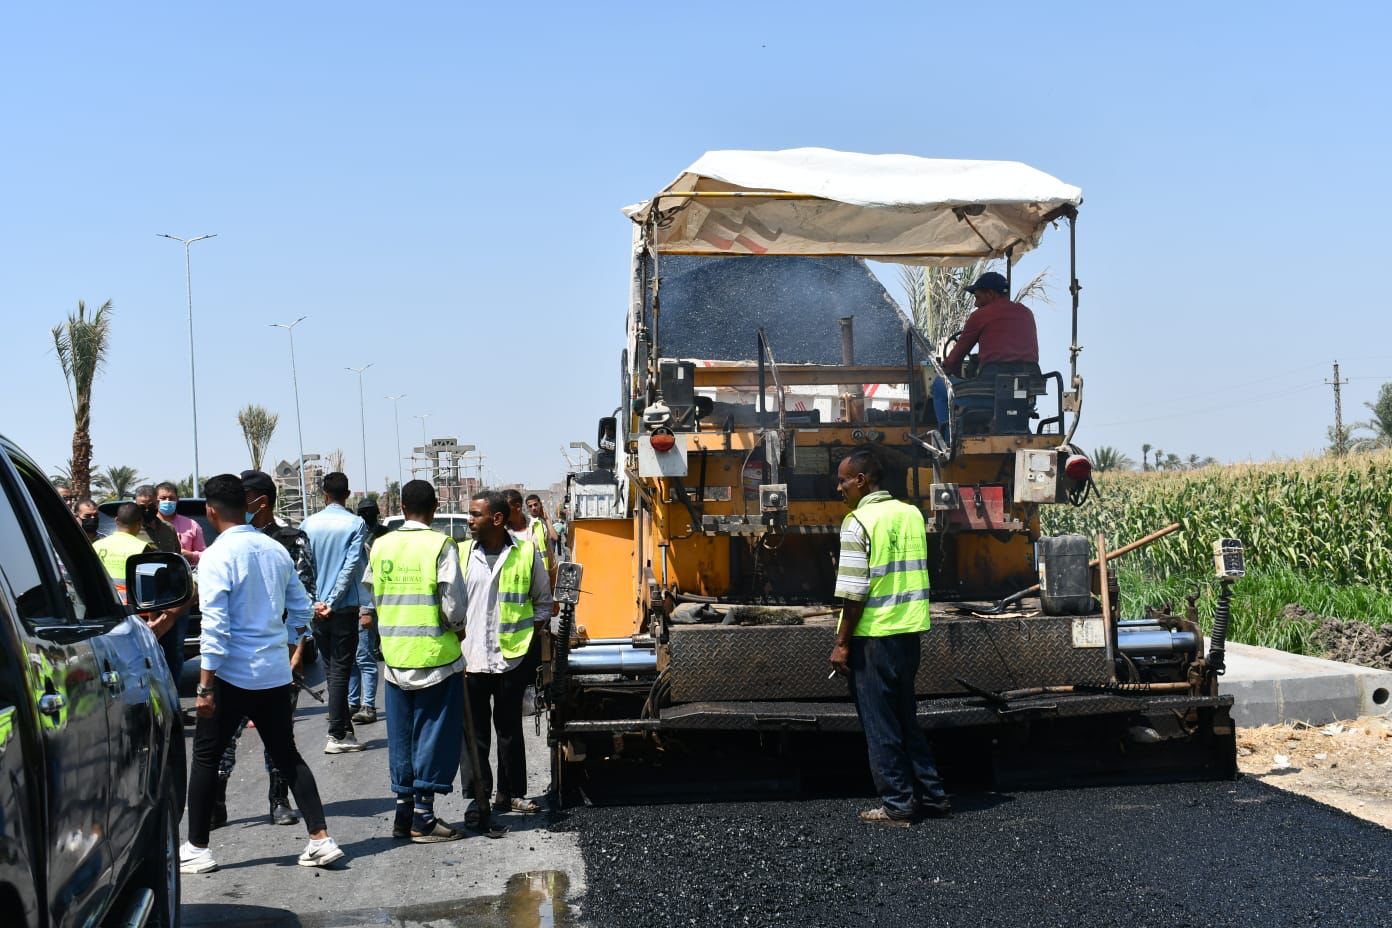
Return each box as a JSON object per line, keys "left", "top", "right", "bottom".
{"left": 136, "top": 782, "right": 182, "bottom": 927}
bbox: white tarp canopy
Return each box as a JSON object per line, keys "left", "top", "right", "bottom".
{"left": 624, "top": 148, "right": 1082, "bottom": 266}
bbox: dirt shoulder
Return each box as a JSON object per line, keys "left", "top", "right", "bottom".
{"left": 1238, "top": 716, "right": 1392, "bottom": 830}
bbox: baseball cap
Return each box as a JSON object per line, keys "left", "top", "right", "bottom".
{"left": 964, "top": 271, "right": 1009, "bottom": 295}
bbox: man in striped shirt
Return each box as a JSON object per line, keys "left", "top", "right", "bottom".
{"left": 829, "top": 447, "right": 950, "bottom": 826}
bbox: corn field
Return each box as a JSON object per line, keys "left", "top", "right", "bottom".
{"left": 1042, "top": 451, "right": 1392, "bottom": 649}
{"left": 1044, "top": 450, "right": 1392, "bottom": 588}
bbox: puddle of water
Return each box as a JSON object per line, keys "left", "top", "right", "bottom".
{"left": 204, "top": 869, "right": 578, "bottom": 927}
{"left": 499, "top": 871, "right": 571, "bottom": 928}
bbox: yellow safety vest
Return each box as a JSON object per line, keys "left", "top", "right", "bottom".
{"left": 846, "top": 498, "right": 932, "bottom": 637}
{"left": 530, "top": 519, "right": 553, "bottom": 570}
{"left": 93, "top": 532, "right": 151, "bottom": 583}
{"left": 463, "top": 538, "right": 537, "bottom": 660}
{"left": 369, "top": 529, "right": 462, "bottom": 669}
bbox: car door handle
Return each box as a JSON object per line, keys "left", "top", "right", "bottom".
{"left": 38, "top": 694, "right": 66, "bottom": 716}
{"left": 101, "top": 670, "right": 122, "bottom": 692}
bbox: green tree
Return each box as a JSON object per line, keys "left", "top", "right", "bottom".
{"left": 1350, "top": 382, "right": 1392, "bottom": 452}
{"left": 1140, "top": 443, "right": 1153, "bottom": 472}
{"left": 96, "top": 465, "right": 142, "bottom": 502}
{"left": 51, "top": 299, "right": 114, "bottom": 500}
{"left": 1091, "top": 446, "right": 1134, "bottom": 472}
{"left": 237, "top": 404, "right": 279, "bottom": 471}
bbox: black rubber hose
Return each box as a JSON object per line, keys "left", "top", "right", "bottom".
{"left": 1209, "top": 580, "right": 1232, "bottom": 675}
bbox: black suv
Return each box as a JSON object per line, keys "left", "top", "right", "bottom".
{"left": 0, "top": 436, "right": 187, "bottom": 927}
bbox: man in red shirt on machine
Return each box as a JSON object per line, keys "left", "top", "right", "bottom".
{"left": 930, "top": 271, "right": 1040, "bottom": 439}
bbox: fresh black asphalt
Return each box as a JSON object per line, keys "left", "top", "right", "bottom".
{"left": 555, "top": 778, "right": 1392, "bottom": 928}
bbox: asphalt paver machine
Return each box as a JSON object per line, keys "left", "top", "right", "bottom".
{"left": 545, "top": 149, "right": 1237, "bottom": 801}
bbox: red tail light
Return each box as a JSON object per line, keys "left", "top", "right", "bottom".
{"left": 650, "top": 429, "right": 677, "bottom": 453}
{"left": 1065, "top": 454, "right": 1092, "bottom": 481}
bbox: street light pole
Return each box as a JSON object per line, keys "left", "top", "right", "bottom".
{"left": 346, "top": 364, "right": 373, "bottom": 496}
{"left": 270, "top": 316, "right": 310, "bottom": 520}
{"left": 385, "top": 394, "right": 406, "bottom": 504}
{"left": 413, "top": 413, "right": 430, "bottom": 446}
{"left": 158, "top": 232, "right": 217, "bottom": 496}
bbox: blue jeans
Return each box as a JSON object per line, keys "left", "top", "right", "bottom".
{"left": 385, "top": 673, "right": 464, "bottom": 795}
{"left": 347, "top": 622, "right": 380, "bottom": 710}
{"left": 849, "top": 633, "right": 946, "bottom": 817}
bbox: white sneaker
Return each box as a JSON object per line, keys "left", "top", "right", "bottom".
{"left": 324, "top": 734, "right": 364, "bottom": 754}
{"left": 179, "top": 841, "right": 217, "bottom": 874}
{"left": 298, "top": 836, "right": 345, "bottom": 868}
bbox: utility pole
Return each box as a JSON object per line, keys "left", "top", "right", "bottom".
{"left": 1326, "top": 360, "right": 1349, "bottom": 455}
{"left": 346, "top": 364, "right": 373, "bottom": 495}
{"left": 157, "top": 233, "right": 217, "bottom": 496}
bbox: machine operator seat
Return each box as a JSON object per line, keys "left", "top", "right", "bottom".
{"left": 950, "top": 361, "right": 1047, "bottom": 437}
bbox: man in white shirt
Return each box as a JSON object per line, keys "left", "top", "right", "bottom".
{"left": 461, "top": 489, "right": 552, "bottom": 820}
{"left": 180, "top": 474, "right": 343, "bottom": 874}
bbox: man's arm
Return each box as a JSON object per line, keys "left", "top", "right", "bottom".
{"left": 941, "top": 311, "right": 985, "bottom": 378}
{"left": 197, "top": 554, "right": 231, "bottom": 678}
{"left": 829, "top": 515, "right": 870, "bottom": 675}
{"left": 529, "top": 546, "right": 553, "bottom": 631}
{"left": 323, "top": 518, "right": 369, "bottom": 610}
{"left": 284, "top": 548, "right": 314, "bottom": 630}
{"left": 437, "top": 540, "right": 469, "bottom": 633}
{"left": 359, "top": 554, "right": 375, "bottom": 628}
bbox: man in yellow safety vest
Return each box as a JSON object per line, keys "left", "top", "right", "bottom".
{"left": 364, "top": 479, "right": 469, "bottom": 842}
{"left": 461, "top": 489, "right": 552, "bottom": 821}
{"left": 93, "top": 503, "right": 153, "bottom": 601}
{"left": 828, "top": 446, "right": 951, "bottom": 826}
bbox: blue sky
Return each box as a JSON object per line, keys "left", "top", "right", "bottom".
{"left": 3, "top": 1, "right": 1388, "bottom": 492}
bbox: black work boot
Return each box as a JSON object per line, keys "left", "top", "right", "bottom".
{"left": 211, "top": 777, "right": 229, "bottom": 830}
{"left": 268, "top": 772, "right": 298, "bottom": 826}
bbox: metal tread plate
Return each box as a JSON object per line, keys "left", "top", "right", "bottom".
{"left": 666, "top": 616, "right": 1113, "bottom": 702}
{"left": 559, "top": 693, "right": 1234, "bottom": 734}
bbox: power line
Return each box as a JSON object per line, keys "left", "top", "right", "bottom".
{"left": 1088, "top": 380, "right": 1324, "bottom": 428}
{"left": 1326, "top": 360, "right": 1349, "bottom": 454}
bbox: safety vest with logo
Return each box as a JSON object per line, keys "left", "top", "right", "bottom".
{"left": 846, "top": 498, "right": 932, "bottom": 637}
{"left": 369, "top": 529, "right": 461, "bottom": 669}
{"left": 93, "top": 531, "right": 150, "bottom": 583}
{"left": 462, "top": 537, "right": 537, "bottom": 660}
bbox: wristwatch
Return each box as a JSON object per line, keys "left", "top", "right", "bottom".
{"left": 195, "top": 684, "right": 215, "bottom": 698}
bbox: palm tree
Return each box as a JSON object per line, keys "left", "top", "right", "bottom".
{"left": 237, "top": 404, "right": 280, "bottom": 471}
{"left": 176, "top": 474, "right": 197, "bottom": 497}
{"left": 900, "top": 260, "right": 1051, "bottom": 352}
{"left": 1140, "top": 443, "right": 1153, "bottom": 472}
{"left": 51, "top": 299, "right": 114, "bottom": 500}
{"left": 1349, "top": 382, "right": 1392, "bottom": 452}
{"left": 94, "top": 465, "right": 142, "bottom": 501}
{"left": 1091, "top": 446, "right": 1134, "bottom": 473}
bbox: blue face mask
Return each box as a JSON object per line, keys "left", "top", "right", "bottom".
{"left": 158, "top": 500, "right": 177, "bottom": 517}
{"left": 245, "top": 511, "right": 256, "bottom": 524}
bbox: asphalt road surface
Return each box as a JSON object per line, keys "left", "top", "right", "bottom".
{"left": 178, "top": 663, "right": 582, "bottom": 928}
{"left": 182, "top": 666, "right": 1390, "bottom": 928}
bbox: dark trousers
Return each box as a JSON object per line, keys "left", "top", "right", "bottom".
{"left": 313, "top": 610, "right": 360, "bottom": 739}
{"left": 849, "top": 633, "right": 947, "bottom": 817}
{"left": 157, "top": 613, "right": 188, "bottom": 683}
{"left": 187, "top": 679, "right": 326, "bottom": 845}
{"left": 462, "top": 655, "right": 533, "bottom": 803}
{"left": 217, "top": 686, "right": 301, "bottom": 806}
{"left": 386, "top": 674, "right": 464, "bottom": 795}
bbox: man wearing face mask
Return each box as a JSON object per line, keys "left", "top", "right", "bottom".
{"left": 75, "top": 497, "right": 100, "bottom": 542}
{"left": 133, "top": 484, "right": 191, "bottom": 680}
{"left": 133, "top": 484, "right": 181, "bottom": 554}
{"left": 156, "top": 481, "right": 206, "bottom": 565}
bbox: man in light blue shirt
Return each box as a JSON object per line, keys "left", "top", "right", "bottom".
{"left": 300, "top": 471, "right": 371, "bottom": 753}
{"left": 181, "top": 473, "right": 342, "bottom": 874}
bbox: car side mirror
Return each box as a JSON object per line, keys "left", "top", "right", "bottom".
{"left": 126, "top": 553, "right": 193, "bottom": 613}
